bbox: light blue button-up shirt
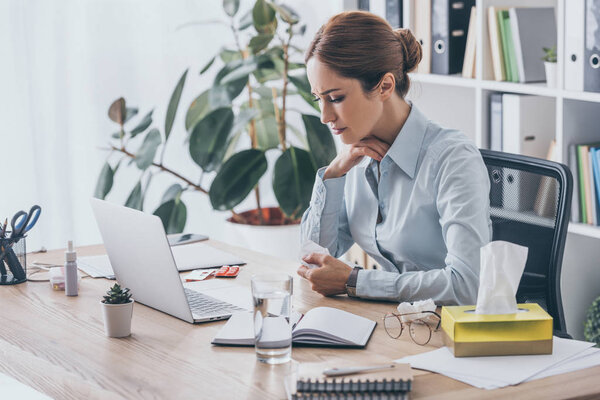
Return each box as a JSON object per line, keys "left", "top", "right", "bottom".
{"left": 301, "top": 105, "right": 491, "bottom": 305}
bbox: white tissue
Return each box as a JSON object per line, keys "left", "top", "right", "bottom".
{"left": 397, "top": 299, "right": 437, "bottom": 323}
{"left": 475, "top": 241, "right": 529, "bottom": 315}
{"left": 300, "top": 240, "right": 330, "bottom": 269}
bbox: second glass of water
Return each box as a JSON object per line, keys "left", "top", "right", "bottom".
{"left": 251, "top": 273, "right": 293, "bottom": 364}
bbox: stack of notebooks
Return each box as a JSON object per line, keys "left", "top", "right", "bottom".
{"left": 487, "top": 6, "right": 557, "bottom": 83}
{"left": 569, "top": 143, "right": 600, "bottom": 225}
{"left": 285, "top": 362, "right": 413, "bottom": 400}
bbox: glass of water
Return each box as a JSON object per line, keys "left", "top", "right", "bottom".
{"left": 251, "top": 273, "right": 293, "bottom": 364}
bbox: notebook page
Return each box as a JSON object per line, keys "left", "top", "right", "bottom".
{"left": 292, "top": 307, "right": 376, "bottom": 346}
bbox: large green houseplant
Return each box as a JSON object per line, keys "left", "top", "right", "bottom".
{"left": 95, "top": 0, "right": 336, "bottom": 233}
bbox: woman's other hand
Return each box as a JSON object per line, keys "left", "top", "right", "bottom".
{"left": 297, "top": 253, "right": 353, "bottom": 296}
{"left": 323, "top": 136, "right": 390, "bottom": 180}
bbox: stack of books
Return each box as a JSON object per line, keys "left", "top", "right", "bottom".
{"left": 569, "top": 143, "right": 600, "bottom": 225}
{"left": 285, "top": 362, "right": 413, "bottom": 400}
{"left": 487, "top": 6, "right": 557, "bottom": 83}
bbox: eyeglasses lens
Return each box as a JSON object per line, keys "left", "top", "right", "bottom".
{"left": 384, "top": 315, "right": 403, "bottom": 338}
{"left": 409, "top": 320, "right": 431, "bottom": 345}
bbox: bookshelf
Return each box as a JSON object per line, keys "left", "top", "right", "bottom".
{"left": 344, "top": 0, "right": 600, "bottom": 340}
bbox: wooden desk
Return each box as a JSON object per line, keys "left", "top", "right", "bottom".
{"left": 1, "top": 241, "right": 599, "bottom": 399}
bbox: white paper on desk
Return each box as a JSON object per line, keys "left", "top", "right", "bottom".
{"left": 79, "top": 242, "right": 245, "bottom": 278}
{"left": 0, "top": 371, "right": 52, "bottom": 399}
{"left": 300, "top": 240, "right": 330, "bottom": 269}
{"left": 394, "top": 337, "right": 595, "bottom": 389}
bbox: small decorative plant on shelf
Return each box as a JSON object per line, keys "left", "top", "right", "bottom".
{"left": 100, "top": 283, "right": 134, "bottom": 338}
{"left": 542, "top": 45, "right": 557, "bottom": 88}
{"left": 584, "top": 296, "right": 600, "bottom": 347}
{"left": 95, "top": 0, "right": 336, "bottom": 233}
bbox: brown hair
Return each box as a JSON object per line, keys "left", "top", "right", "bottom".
{"left": 305, "top": 11, "right": 422, "bottom": 98}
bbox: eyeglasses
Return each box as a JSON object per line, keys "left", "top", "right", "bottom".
{"left": 383, "top": 310, "right": 441, "bottom": 346}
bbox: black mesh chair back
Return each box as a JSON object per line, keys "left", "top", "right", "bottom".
{"left": 480, "top": 150, "right": 572, "bottom": 335}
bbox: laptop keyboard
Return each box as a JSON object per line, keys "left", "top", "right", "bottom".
{"left": 184, "top": 288, "right": 246, "bottom": 318}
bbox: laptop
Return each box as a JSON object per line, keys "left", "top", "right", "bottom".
{"left": 90, "top": 198, "right": 251, "bottom": 323}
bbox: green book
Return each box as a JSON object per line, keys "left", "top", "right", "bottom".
{"left": 578, "top": 145, "right": 588, "bottom": 224}
{"left": 502, "top": 11, "right": 520, "bottom": 82}
{"left": 497, "top": 10, "right": 512, "bottom": 82}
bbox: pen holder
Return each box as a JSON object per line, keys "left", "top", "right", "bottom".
{"left": 0, "top": 234, "right": 27, "bottom": 285}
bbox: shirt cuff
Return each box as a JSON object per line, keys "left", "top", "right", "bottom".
{"left": 315, "top": 167, "right": 346, "bottom": 215}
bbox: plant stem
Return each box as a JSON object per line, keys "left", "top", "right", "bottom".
{"left": 279, "top": 27, "right": 293, "bottom": 151}
{"left": 110, "top": 145, "right": 208, "bottom": 194}
{"left": 272, "top": 87, "right": 286, "bottom": 151}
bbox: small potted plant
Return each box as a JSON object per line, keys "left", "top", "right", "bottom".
{"left": 542, "top": 46, "right": 557, "bottom": 88}
{"left": 584, "top": 296, "right": 600, "bottom": 347}
{"left": 100, "top": 283, "right": 134, "bottom": 338}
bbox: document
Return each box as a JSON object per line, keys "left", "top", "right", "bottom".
{"left": 0, "top": 372, "right": 52, "bottom": 399}
{"left": 394, "top": 336, "right": 597, "bottom": 390}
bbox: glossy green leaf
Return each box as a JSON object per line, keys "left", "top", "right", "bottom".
{"left": 200, "top": 56, "right": 216, "bottom": 74}
{"left": 289, "top": 74, "right": 320, "bottom": 112}
{"left": 231, "top": 108, "right": 260, "bottom": 136}
{"left": 220, "top": 49, "right": 242, "bottom": 63}
{"left": 253, "top": 0, "right": 277, "bottom": 34}
{"left": 189, "top": 107, "right": 234, "bottom": 172}
{"left": 303, "top": 114, "right": 336, "bottom": 169}
{"left": 94, "top": 162, "right": 114, "bottom": 199}
{"left": 211, "top": 62, "right": 248, "bottom": 105}
{"left": 165, "top": 69, "right": 188, "bottom": 141}
{"left": 124, "top": 180, "right": 143, "bottom": 210}
{"left": 108, "top": 98, "right": 126, "bottom": 125}
{"left": 130, "top": 110, "right": 153, "bottom": 137}
{"left": 124, "top": 107, "right": 138, "bottom": 124}
{"left": 269, "top": 2, "right": 299, "bottom": 24}
{"left": 161, "top": 183, "right": 184, "bottom": 203}
{"left": 272, "top": 147, "right": 316, "bottom": 218}
{"left": 135, "top": 128, "right": 162, "bottom": 170}
{"left": 111, "top": 131, "right": 122, "bottom": 139}
{"left": 254, "top": 115, "right": 280, "bottom": 150}
{"left": 185, "top": 90, "right": 211, "bottom": 132}
{"left": 154, "top": 199, "right": 187, "bottom": 234}
{"left": 220, "top": 58, "right": 258, "bottom": 85}
{"left": 249, "top": 34, "right": 274, "bottom": 54}
{"left": 209, "top": 149, "right": 268, "bottom": 210}
{"left": 223, "top": 0, "right": 240, "bottom": 17}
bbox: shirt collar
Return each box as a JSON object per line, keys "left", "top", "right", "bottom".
{"left": 381, "top": 103, "right": 428, "bottom": 179}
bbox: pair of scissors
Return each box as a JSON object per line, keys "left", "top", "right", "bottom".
{"left": 10, "top": 205, "right": 41, "bottom": 239}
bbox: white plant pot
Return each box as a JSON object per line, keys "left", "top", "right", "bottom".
{"left": 224, "top": 220, "right": 301, "bottom": 262}
{"left": 544, "top": 62, "right": 557, "bottom": 88}
{"left": 101, "top": 300, "right": 134, "bottom": 338}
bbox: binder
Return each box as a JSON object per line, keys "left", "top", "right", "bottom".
{"left": 509, "top": 7, "right": 557, "bottom": 83}
{"left": 565, "top": 0, "right": 585, "bottom": 91}
{"left": 385, "top": 0, "right": 403, "bottom": 28}
{"left": 585, "top": 0, "right": 600, "bottom": 92}
{"left": 497, "top": 10, "right": 513, "bottom": 82}
{"left": 431, "top": 0, "right": 475, "bottom": 75}
{"left": 414, "top": 0, "right": 431, "bottom": 73}
{"left": 569, "top": 144, "right": 581, "bottom": 222}
{"left": 489, "top": 92, "right": 503, "bottom": 152}
{"left": 488, "top": 6, "right": 506, "bottom": 81}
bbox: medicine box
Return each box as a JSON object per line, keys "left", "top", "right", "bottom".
{"left": 441, "top": 303, "right": 553, "bottom": 357}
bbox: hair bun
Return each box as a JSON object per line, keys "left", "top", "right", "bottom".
{"left": 394, "top": 28, "right": 422, "bottom": 73}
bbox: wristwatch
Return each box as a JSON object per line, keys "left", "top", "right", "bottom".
{"left": 345, "top": 266, "right": 361, "bottom": 297}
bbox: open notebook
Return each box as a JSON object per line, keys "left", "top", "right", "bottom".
{"left": 212, "top": 307, "right": 376, "bottom": 348}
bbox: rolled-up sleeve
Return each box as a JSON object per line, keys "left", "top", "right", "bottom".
{"left": 355, "top": 144, "right": 491, "bottom": 305}
{"left": 301, "top": 168, "right": 354, "bottom": 257}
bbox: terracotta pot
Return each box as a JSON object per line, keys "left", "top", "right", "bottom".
{"left": 101, "top": 300, "right": 134, "bottom": 338}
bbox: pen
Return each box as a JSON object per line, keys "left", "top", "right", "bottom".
{"left": 322, "top": 363, "right": 397, "bottom": 377}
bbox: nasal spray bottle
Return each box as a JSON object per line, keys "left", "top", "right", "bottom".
{"left": 65, "top": 240, "right": 78, "bottom": 296}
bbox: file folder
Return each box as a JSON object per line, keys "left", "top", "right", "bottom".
{"left": 565, "top": 0, "right": 585, "bottom": 91}
{"left": 431, "top": 0, "right": 475, "bottom": 75}
{"left": 585, "top": 0, "right": 600, "bottom": 92}
{"left": 414, "top": 0, "right": 431, "bottom": 73}
{"left": 385, "top": 0, "right": 403, "bottom": 28}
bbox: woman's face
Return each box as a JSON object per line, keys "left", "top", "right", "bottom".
{"left": 306, "top": 57, "right": 383, "bottom": 144}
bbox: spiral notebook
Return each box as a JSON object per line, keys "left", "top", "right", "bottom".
{"left": 285, "top": 362, "right": 412, "bottom": 399}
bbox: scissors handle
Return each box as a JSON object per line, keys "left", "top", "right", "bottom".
{"left": 24, "top": 205, "right": 41, "bottom": 233}
{"left": 10, "top": 205, "right": 41, "bottom": 238}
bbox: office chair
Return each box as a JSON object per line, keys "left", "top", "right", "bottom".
{"left": 480, "top": 149, "right": 573, "bottom": 337}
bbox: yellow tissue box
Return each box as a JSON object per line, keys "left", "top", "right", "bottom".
{"left": 441, "top": 303, "right": 553, "bottom": 357}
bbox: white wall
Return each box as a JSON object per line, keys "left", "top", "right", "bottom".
{"left": 0, "top": 0, "right": 344, "bottom": 252}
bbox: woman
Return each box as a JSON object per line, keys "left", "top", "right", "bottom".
{"left": 297, "top": 11, "right": 491, "bottom": 305}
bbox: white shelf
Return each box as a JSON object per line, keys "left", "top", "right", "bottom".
{"left": 410, "top": 73, "right": 478, "bottom": 88}
{"left": 568, "top": 223, "right": 600, "bottom": 239}
{"left": 480, "top": 80, "right": 557, "bottom": 97}
{"left": 562, "top": 89, "right": 600, "bottom": 103}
